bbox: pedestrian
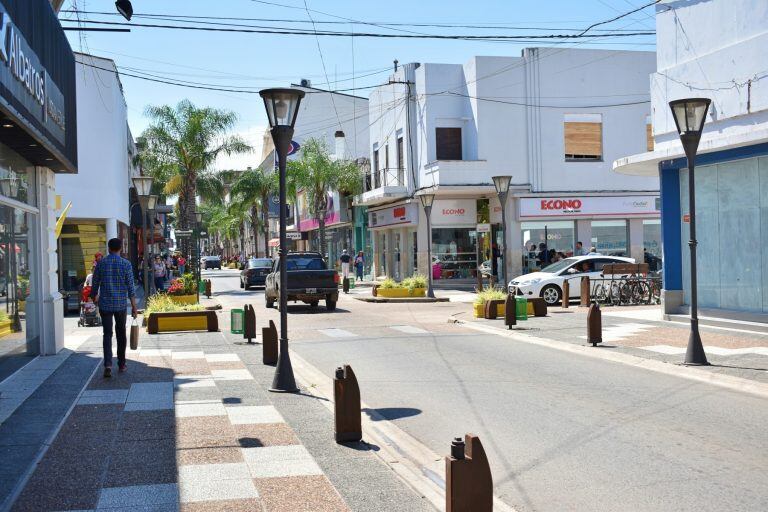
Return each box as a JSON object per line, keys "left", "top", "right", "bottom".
{"left": 354, "top": 251, "right": 365, "bottom": 282}
{"left": 177, "top": 255, "right": 186, "bottom": 276}
{"left": 339, "top": 249, "right": 351, "bottom": 279}
{"left": 152, "top": 255, "right": 167, "bottom": 294}
{"left": 90, "top": 238, "right": 137, "bottom": 378}
{"left": 574, "top": 241, "right": 586, "bottom": 256}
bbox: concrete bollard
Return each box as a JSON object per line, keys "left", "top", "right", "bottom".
{"left": 334, "top": 365, "right": 362, "bottom": 443}
{"left": 504, "top": 294, "right": 516, "bottom": 329}
{"left": 580, "top": 277, "right": 590, "bottom": 307}
{"left": 262, "top": 320, "right": 278, "bottom": 365}
{"left": 343, "top": 277, "right": 350, "bottom": 294}
{"left": 243, "top": 304, "right": 256, "bottom": 344}
{"left": 587, "top": 302, "right": 602, "bottom": 347}
{"left": 445, "top": 434, "right": 493, "bottom": 512}
{"left": 562, "top": 279, "right": 570, "bottom": 309}
{"left": 204, "top": 279, "right": 212, "bottom": 298}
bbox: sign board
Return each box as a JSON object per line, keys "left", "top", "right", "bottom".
{"left": 476, "top": 223, "right": 491, "bottom": 233}
{"left": 287, "top": 140, "right": 300, "bottom": 156}
{"left": 175, "top": 230, "right": 193, "bottom": 238}
{"left": 369, "top": 202, "right": 418, "bottom": 229}
{"left": 285, "top": 232, "right": 304, "bottom": 240}
{"left": 683, "top": 214, "right": 690, "bottom": 223}
{"left": 519, "top": 195, "right": 660, "bottom": 219}
{"left": 200, "top": 231, "right": 207, "bottom": 236}
{"left": 431, "top": 199, "right": 477, "bottom": 227}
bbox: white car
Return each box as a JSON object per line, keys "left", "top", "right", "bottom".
{"left": 508, "top": 254, "right": 635, "bottom": 306}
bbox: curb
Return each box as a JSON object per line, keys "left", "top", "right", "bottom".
{"left": 455, "top": 319, "right": 768, "bottom": 399}
{"left": 354, "top": 297, "right": 450, "bottom": 303}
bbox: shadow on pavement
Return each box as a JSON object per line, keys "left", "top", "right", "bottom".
{"left": 362, "top": 407, "right": 422, "bottom": 421}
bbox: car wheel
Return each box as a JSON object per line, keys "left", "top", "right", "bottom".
{"left": 309, "top": 301, "right": 319, "bottom": 308}
{"left": 239, "top": 279, "right": 244, "bottom": 289}
{"left": 326, "top": 300, "right": 337, "bottom": 312}
{"left": 540, "top": 284, "right": 562, "bottom": 306}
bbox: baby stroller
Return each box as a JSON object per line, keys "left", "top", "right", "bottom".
{"left": 78, "top": 284, "right": 102, "bottom": 327}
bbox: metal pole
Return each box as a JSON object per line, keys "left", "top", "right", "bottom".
{"left": 270, "top": 125, "right": 298, "bottom": 393}
{"left": 499, "top": 192, "right": 508, "bottom": 287}
{"left": 684, "top": 158, "right": 708, "bottom": 365}
{"left": 425, "top": 205, "right": 435, "bottom": 298}
{"left": 195, "top": 225, "right": 200, "bottom": 304}
{"left": 141, "top": 202, "right": 149, "bottom": 299}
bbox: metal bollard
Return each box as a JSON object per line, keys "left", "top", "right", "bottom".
{"left": 483, "top": 299, "right": 498, "bottom": 320}
{"left": 587, "top": 302, "right": 602, "bottom": 347}
{"left": 445, "top": 434, "right": 493, "bottom": 512}
{"left": 243, "top": 304, "right": 256, "bottom": 344}
{"left": 262, "top": 320, "right": 278, "bottom": 365}
{"left": 343, "top": 277, "right": 350, "bottom": 294}
{"left": 504, "top": 293, "right": 516, "bottom": 329}
{"left": 204, "top": 279, "right": 212, "bottom": 298}
{"left": 333, "top": 365, "right": 362, "bottom": 443}
{"left": 562, "top": 279, "right": 570, "bottom": 309}
{"left": 580, "top": 276, "right": 590, "bottom": 307}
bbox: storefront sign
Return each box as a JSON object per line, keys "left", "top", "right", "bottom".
{"left": 432, "top": 199, "right": 477, "bottom": 227}
{"left": 285, "top": 231, "right": 307, "bottom": 240}
{"left": 369, "top": 202, "right": 418, "bottom": 228}
{"left": 476, "top": 223, "right": 491, "bottom": 233}
{"left": 297, "top": 190, "right": 342, "bottom": 231}
{"left": 519, "top": 195, "right": 660, "bottom": 219}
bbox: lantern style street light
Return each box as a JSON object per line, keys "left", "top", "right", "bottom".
{"left": 492, "top": 175, "right": 512, "bottom": 286}
{"left": 115, "top": 0, "right": 133, "bottom": 21}
{"left": 419, "top": 193, "right": 436, "bottom": 299}
{"left": 194, "top": 211, "right": 203, "bottom": 302}
{"left": 132, "top": 176, "right": 154, "bottom": 299}
{"left": 669, "top": 97, "right": 711, "bottom": 366}
{"left": 260, "top": 88, "right": 304, "bottom": 393}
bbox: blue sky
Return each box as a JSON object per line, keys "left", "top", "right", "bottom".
{"left": 61, "top": 0, "right": 656, "bottom": 167}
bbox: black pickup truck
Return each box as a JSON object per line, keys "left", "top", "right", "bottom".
{"left": 264, "top": 252, "right": 340, "bottom": 311}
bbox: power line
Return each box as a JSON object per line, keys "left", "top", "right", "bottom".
{"left": 577, "top": 0, "right": 660, "bottom": 36}
{"left": 302, "top": 0, "right": 343, "bottom": 131}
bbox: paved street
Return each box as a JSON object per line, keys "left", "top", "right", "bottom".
{"left": 206, "top": 269, "right": 768, "bottom": 512}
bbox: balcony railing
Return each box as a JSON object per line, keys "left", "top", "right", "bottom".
{"left": 365, "top": 167, "right": 405, "bottom": 192}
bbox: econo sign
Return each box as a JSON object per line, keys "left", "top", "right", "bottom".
{"left": 540, "top": 199, "right": 582, "bottom": 212}
{"left": 520, "top": 195, "right": 660, "bottom": 218}
{"left": 442, "top": 208, "right": 466, "bottom": 215}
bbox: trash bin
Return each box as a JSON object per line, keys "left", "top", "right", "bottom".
{"left": 515, "top": 297, "right": 528, "bottom": 320}
{"left": 198, "top": 280, "right": 206, "bottom": 294}
{"left": 231, "top": 308, "right": 244, "bottom": 334}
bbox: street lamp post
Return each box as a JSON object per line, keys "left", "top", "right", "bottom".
{"left": 132, "top": 176, "right": 154, "bottom": 300}
{"left": 195, "top": 211, "right": 202, "bottom": 303}
{"left": 492, "top": 175, "right": 512, "bottom": 287}
{"left": 260, "top": 87, "right": 305, "bottom": 393}
{"left": 669, "top": 97, "right": 711, "bottom": 366}
{"left": 419, "top": 193, "right": 435, "bottom": 299}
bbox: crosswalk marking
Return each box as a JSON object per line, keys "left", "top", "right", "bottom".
{"left": 389, "top": 325, "right": 429, "bottom": 334}
{"left": 317, "top": 328, "right": 356, "bottom": 338}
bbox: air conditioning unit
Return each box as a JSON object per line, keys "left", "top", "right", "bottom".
{"left": 300, "top": 79, "right": 311, "bottom": 88}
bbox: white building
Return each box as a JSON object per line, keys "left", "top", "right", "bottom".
{"left": 55, "top": 53, "right": 139, "bottom": 309}
{"left": 361, "top": 49, "right": 659, "bottom": 285}
{"left": 614, "top": 0, "right": 768, "bottom": 318}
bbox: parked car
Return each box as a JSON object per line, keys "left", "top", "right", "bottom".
{"left": 204, "top": 255, "right": 222, "bottom": 270}
{"left": 507, "top": 254, "right": 635, "bottom": 306}
{"left": 265, "top": 252, "right": 340, "bottom": 311}
{"left": 240, "top": 258, "right": 273, "bottom": 289}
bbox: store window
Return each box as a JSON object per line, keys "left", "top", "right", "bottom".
{"left": 564, "top": 113, "right": 602, "bottom": 161}
{"left": 372, "top": 148, "right": 380, "bottom": 189}
{"left": 435, "top": 127, "right": 462, "bottom": 160}
{"left": 642, "top": 219, "right": 661, "bottom": 271}
{"left": 0, "top": 144, "right": 37, "bottom": 207}
{"left": 591, "top": 220, "right": 628, "bottom": 256}
{"left": 645, "top": 115, "right": 654, "bottom": 152}
{"left": 521, "top": 221, "right": 575, "bottom": 272}
{"left": 432, "top": 228, "right": 477, "bottom": 279}
{"left": 397, "top": 136, "right": 405, "bottom": 186}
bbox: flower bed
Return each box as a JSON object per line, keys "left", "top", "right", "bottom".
{"left": 372, "top": 274, "right": 427, "bottom": 298}
{"left": 144, "top": 294, "right": 213, "bottom": 333}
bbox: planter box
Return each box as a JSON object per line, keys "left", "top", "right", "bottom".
{"left": 375, "top": 287, "right": 426, "bottom": 299}
{"left": 147, "top": 310, "right": 218, "bottom": 334}
{"left": 0, "top": 319, "right": 12, "bottom": 338}
{"left": 473, "top": 303, "right": 505, "bottom": 318}
{"left": 168, "top": 294, "right": 197, "bottom": 306}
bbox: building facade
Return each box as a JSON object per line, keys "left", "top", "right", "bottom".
{"left": 614, "top": 0, "right": 768, "bottom": 318}
{"left": 0, "top": 0, "right": 77, "bottom": 379}
{"left": 362, "top": 50, "right": 659, "bottom": 285}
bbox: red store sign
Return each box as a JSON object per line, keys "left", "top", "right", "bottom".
{"left": 520, "top": 195, "right": 660, "bottom": 218}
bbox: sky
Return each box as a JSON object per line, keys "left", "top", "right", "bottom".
{"left": 60, "top": 0, "right": 657, "bottom": 170}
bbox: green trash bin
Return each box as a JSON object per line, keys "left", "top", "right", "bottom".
{"left": 198, "top": 280, "right": 205, "bottom": 293}
{"left": 231, "top": 309, "right": 244, "bottom": 334}
{"left": 515, "top": 297, "right": 528, "bottom": 321}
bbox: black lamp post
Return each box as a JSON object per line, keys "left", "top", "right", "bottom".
{"left": 115, "top": 0, "right": 133, "bottom": 21}
{"left": 195, "top": 211, "right": 203, "bottom": 303}
{"left": 669, "top": 97, "right": 711, "bottom": 366}
{"left": 260, "top": 87, "right": 304, "bottom": 393}
{"left": 492, "top": 175, "right": 512, "bottom": 286}
{"left": 132, "top": 176, "right": 154, "bottom": 299}
{"left": 419, "top": 193, "right": 435, "bottom": 298}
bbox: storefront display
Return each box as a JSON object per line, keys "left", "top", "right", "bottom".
{"left": 591, "top": 220, "right": 628, "bottom": 256}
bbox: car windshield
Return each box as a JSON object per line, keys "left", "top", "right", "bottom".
{"left": 540, "top": 258, "right": 579, "bottom": 274}
{"left": 248, "top": 258, "right": 272, "bottom": 269}
{"left": 286, "top": 256, "right": 326, "bottom": 271}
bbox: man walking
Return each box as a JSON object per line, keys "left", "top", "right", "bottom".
{"left": 339, "top": 249, "right": 351, "bottom": 279}
{"left": 91, "top": 238, "right": 138, "bottom": 378}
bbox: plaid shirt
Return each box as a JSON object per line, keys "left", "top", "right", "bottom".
{"left": 90, "top": 253, "right": 135, "bottom": 312}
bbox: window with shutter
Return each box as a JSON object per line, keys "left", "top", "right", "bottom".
{"left": 436, "top": 127, "right": 462, "bottom": 160}
{"left": 646, "top": 115, "right": 653, "bottom": 151}
{"left": 372, "top": 149, "right": 380, "bottom": 188}
{"left": 564, "top": 114, "right": 602, "bottom": 161}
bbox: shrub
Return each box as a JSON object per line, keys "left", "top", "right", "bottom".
{"left": 474, "top": 286, "right": 507, "bottom": 305}
{"left": 401, "top": 274, "right": 427, "bottom": 292}
{"left": 145, "top": 294, "right": 204, "bottom": 316}
{"left": 378, "top": 278, "right": 397, "bottom": 289}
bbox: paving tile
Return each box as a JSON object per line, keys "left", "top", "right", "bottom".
{"left": 126, "top": 382, "right": 174, "bottom": 403}
{"left": 252, "top": 475, "right": 350, "bottom": 512}
{"left": 96, "top": 483, "right": 179, "bottom": 509}
{"left": 172, "top": 351, "right": 206, "bottom": 360}
{"left": 178, "top": 462, "right": 251, "bottom": 482}
{"left": 210, "top": 369, "right": 253, "bottom": 381}
{"left": 136, "top": 349, "right": 173, "bottom": 358}
{"left": 242, "top": 445, "right": 323, "bottom": 478}
{"left": 123, "top": 399, "right": 174, "bottom": 411}
{"left": 118, "top": 410, "right": 175, "bottom": 441}
{"left": 104, "top": 458, "right": 178, "bottom": 487}
{"left": 174, "top": 376, "right": 216, "bottom": 389}
{"left": 179, "top": 478, "right": 259, "bottom": 503}
{"left": 204, "top": 353, "right": 240, "bottom": 363}
{"left": 78, "top": 389, "right": 129, "bottom": 405}
{"left": 111, "top": 440, "right": 175, "bottom": 470}
{"left": 60, "top": 404, "right": 123, "bottom": 433}
{"left": 180, "top": 498, "right": 262, "bottom": 512}
{"left": 233, "top": 423, "right": 300, "bottom": 447}
{"left": 207, "top": 361, "right": 246, "bottom": 370}
{"left": 176, "top": 446, "right": 244, "bottom": 466}
{"left": 11, "top": 485, "right": 101, "bottom": 511}
{"left": 225, "top": 405, "right": 284, "bottom": 425}
{"left": 175, "top": 400, "right": 226, "bottom": 418}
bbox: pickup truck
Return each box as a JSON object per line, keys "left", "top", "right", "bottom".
{"left": 264, "top": 252, "right": 340, "bottom": 311}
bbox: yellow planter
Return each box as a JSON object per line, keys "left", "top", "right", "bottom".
{"left": 473, "top": 303, "right": 505, "bottom": 318}
{"left": 156, "top": 315, "right": 208, "bottom": 333}
{"left": 375, "top": 287, "right": 426, "bottom": 298}
{"left": 226, "top": 263, "right": 238, "bottom": 269}
{"left": 18, "top": 300, "right": 25, "bottom": 313}
{"left": 169, "top": 294, "right": 198, "bottom": 306}
{"left": 0, "top": 319, "right": 12, "bottom": 338}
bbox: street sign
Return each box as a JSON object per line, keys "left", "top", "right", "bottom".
{"left": 175, "top": 230, "right": 193, "bottom": 238}
{"left": 476, "top": 223, "right": 491, "bottom": 233}
{"left": 287, "top": 140, "right": 300, "bottom": 156}
{"left": 285, "top": 232, "right": 303, "bottom": 240}
{"left": 200, "top": 231, "right": 207, "bottom": 236}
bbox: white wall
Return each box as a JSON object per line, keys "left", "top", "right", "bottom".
{"left": 56, "top": 54, "right": 133, "bottom": 225}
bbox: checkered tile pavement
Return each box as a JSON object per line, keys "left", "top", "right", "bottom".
{"left": 11, "top": 348, "right": 349, "bottom": 512}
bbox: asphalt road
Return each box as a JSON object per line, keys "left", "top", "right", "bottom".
{"left": 205, "top": 268, "right": 768, "bottom": 512}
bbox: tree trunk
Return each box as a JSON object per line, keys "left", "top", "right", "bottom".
{"left": 261, "top": 193, "right": 270, "bottom": 259}
{"left": 250, "top": 205, "right": 261, "bottom": 257}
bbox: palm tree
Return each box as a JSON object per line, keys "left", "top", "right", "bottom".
{"left": 230, "top": 167, "right": 275, "bottom": 257}
{"left": 287, "top": 138, "right": 363, "bottom": 258}
{"left": 139, "top": 100, "right": 251, "bottom": 253}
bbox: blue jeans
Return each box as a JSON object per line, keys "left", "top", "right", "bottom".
{"left": 100, "top": 309, "right": 127, "bottom": 368}
{"left": 178, "top": 264, "right": 185, "bottom": 275}
{"left": 154, "top": 276, "right": 165, "bottom": 293}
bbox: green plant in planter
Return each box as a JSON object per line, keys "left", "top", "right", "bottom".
{"left": 17, "top": 276, "right": 30, "bottom": 299}
{"left": 400, "top": 274, "right": 427, "bottom": 294}
{"left": 474, "top": 286, "right": 507, "bottom": 305}
{"left": 145, "top": 294, "right": 204, "bottom": 316}
{"left": 378, "top": 278, "right": 397, "bottom": 289}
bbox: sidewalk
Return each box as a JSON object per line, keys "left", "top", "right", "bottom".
{"left": 5, "top": 312, "right": 434, "bottom": 511}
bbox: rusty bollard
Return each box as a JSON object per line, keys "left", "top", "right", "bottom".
{"left": 446, "top": 434, "right": 493, "bottom": 512}
{"left": 587, "top": 302, "right": 602, "bottom": 347}
{"left": 343, "top": 277, "right": 350, "bottom": 294}
{"left": 262, "top": 320, "right": 278, "bottom": 365}
{"left": 483, "top": 299, "right": 498, "bottom": 320}
{"left": 504, "top": 293, "right": 516, "bottom": 329}
{"left": 334, "top": 365, "right": 362, "bottom": 443}
{"left": 562, "top": 279, "right": 570, "bottom": 309}
{"left": 243, "top": 304, "right": 256, "bottom": 344}
{"left": 580, "top": 276, "right": 590, "bottom": 307}
{"left": 204, "top": 279, "right": 212, "bottom": 298}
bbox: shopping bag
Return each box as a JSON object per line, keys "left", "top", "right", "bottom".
{"left": 130, "top": 319, "right": 139, "bottom": 350}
